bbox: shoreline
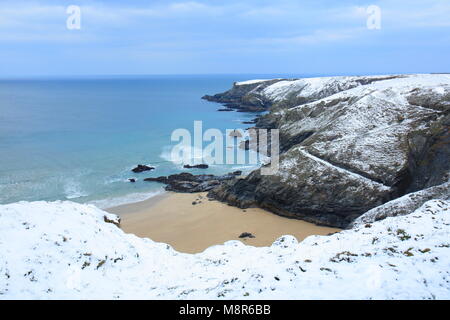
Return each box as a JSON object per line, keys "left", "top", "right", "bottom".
{"left": 105, "top": 191, "right": 170, "bottom": 213}
{"left": 106, "top": 192, "right": 340, "bottom": 254}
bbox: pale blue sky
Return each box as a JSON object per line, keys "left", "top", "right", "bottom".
{"left": 1, "top": 0, "right": 449, "bottom": 77}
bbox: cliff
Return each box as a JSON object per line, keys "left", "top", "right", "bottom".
{"left": 206, "top": 74, "right": 450, "bottom": 227}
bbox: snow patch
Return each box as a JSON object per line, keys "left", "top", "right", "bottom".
{"left": 235, "top": 79, "right": 280, "bottom": 86}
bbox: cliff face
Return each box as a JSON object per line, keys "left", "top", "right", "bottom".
{"left": 202, "top": 79, "right": 285, "bottom": 111}
{"left": 207, "top": 74, "right": 450, "bottom": 228}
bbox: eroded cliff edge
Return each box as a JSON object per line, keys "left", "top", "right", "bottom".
{"left": 205, "top": 74, "right": 450, "bottom": 228}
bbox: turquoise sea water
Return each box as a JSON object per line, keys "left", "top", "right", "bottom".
{"left": 0, "top": 75, "right": 279, "bottom": 207}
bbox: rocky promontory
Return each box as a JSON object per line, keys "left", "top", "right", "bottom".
{"left": 206, "top": 74, "right": 450, "bottom": 228}
{"left": 144, "top": 171, "right": 242, "bottom": 193}
{"left": 202, "top": 79, "right": 285, "bottom": 112}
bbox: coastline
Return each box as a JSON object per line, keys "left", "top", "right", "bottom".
{"left": 106, "top": 192, "right": 340, "bottom": 254}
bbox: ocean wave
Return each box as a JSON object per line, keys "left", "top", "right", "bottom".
{"left": 160, "top": 145, "right": 204, "bottom": 165}
{"left": 64, "top": 180, "right": 88, "bottom": 200}
{"left": 88, "top": 189, "right": 165, "bottom": 209}
{"left": 103, "top": 177, "right": 124, "bottom": 185}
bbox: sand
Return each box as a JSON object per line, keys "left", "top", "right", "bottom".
{"left": 107, "top": 192, "right": 340, "bottom": 254}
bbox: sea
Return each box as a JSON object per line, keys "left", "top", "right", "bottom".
{"left": 0, "top": 74, "right": 296, "bottom": 208}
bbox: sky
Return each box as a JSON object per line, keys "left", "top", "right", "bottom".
{"left": 0, "top": 0, "right": 449, "bottom": 77}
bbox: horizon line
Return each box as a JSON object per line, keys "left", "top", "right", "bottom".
{"left": 1, "top": 71, "right": 447, "bottom": 81}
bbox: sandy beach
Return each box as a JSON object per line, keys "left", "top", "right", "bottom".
{"left": 107, "top": 192, "right": 340, "bottom": 253}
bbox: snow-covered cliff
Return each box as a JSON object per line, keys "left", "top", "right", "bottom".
{"left": 1, "top": 199, "right": 449, "bottom": 299}
{"left": 208, "top": 74, "right": 450, "bottom": 227}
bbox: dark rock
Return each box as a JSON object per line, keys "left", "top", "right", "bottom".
{"left": 404, "top": 117, "right": 450, "bottom": 193}
{"left": 218, "top": 108, "right": 234, "bottom": 112}
{"left": 183, "top": 164, "right": 209, "bottom": 169}
{"left": 144, "top": 171, "right": 242, "bottom": 193}
{"left": 103, "top": 216, "right": 120, "bottom": 228}
{"left": 132, "top": 164, "right": 155, "bottom": 173}
{"left": 239, "top": 232, "right": 255, "bottom": 239}
{"left": 168, "top": 173, "right": 197, "bottom": 181}
{"left": 144, "top": 176, "right": 168, "bottom": 183}
{"left": 128, "top": 178, "right": 136, "bottom": 183}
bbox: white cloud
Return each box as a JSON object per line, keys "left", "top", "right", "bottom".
{"left": 169, "top": 1, "right": 210, "bottom": 12}
{"left": 1, "top": 0, "right": 449, "bottom": 45}
{"left": 252, "top": 28, "right": 364, "bottom": 47}
{"left": 382, "top": 0, "right": 450, "bottom": 28}
{"left": 0, "top": 4, "right": 65, "bottom": 28}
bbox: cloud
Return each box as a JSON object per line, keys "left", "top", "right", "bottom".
{"left": 249, "top": 27, "right": 364, "bottom": 48}
{"left": 1, "top": 1, "right": 448, "bottom": 44}
{"left": 0, "top": 0, "right": 449, "bottom": 76}
{"left": 169, "top": 1, "right": 212, "bottom": 13}
{"left": 0, "top": 3, "right": 65, "bottom": 28}
{"left": 381, "top": 0, "right": 450, "bottom": 28}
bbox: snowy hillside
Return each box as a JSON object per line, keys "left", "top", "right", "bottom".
{"left": 210, "top": 74, "right": 450, "bottom": 227}
{"left": 259, "top": 74, "right": 401, "bottom": 103}
{"left": 1, "top": 200, "right": 449, "bottom": 299}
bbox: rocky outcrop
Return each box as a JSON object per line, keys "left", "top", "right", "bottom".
{"left": 183, "top": 164, "right": 209, "bottom": 169}
{"left": 144, "top": 171, "right": 242, "bottom": 193}
{"left": 206, "top": 74, "right": 450, "bottom": 228}
{"left": 132, "top": 165, "right": 155, "bottom": 173}
{"left": 202, "top": 79, "right": 285, "bottom": 112}
{"left": 103, "top": 215, "right": 121, "bottom": 228}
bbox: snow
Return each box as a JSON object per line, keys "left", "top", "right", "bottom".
{"left": 1, "top": 199, "right": 449, "bottom": 299}
{"left": 260, "top": 75, "right": 401, "bottom": 102}
{"left": 434, "top": 86, "right": 446, "bottom": 95}
{"left": 258, "top": 74, "right": 450, "bottom": 106}
{"left": 297, "top": 147, "right": 390, "bottom": 190}
{"left": 271, "top": 74, "right": 450, "bottom": 185}
{"left": 235, "top": 79, "right": 279, "bottom": 86}
{"left": 351, "top": 182, "right": 450, "bottom": 228}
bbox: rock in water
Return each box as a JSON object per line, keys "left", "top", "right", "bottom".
{"left": 183, "top": 164, "right": 209, "bottom": 169}
{"left": 132, "top": 165, "right": 155, "bottom": 173}
{"left": 128, "top": 178, "right": 136, "bottom": 183}
{"left": 206, "top": 74, "right": 450, "bottom": 228}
